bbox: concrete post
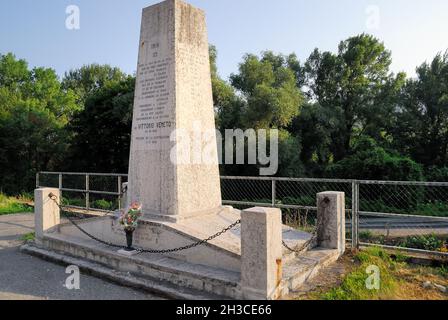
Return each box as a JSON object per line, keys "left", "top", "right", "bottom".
{"left": 241, "top": 207, "right": 283, "bottom": 300}
{"left": 34, "top": 188, "right": 60, "bottom": 244}
{"left": 317, "top": 192, "right": 346, "bottom": 255}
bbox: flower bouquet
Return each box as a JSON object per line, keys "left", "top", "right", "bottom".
{"left": 119, "top": 202, "right": 142, "bottom": 250}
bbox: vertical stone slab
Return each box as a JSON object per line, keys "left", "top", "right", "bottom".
{"left": 34, "top": 188, "right": 60, "bottom": 244}
{"left": 241, "top": 207, "right": 283, "bottom": 300}
{"left": 128, "top": 0, "right": 222, "bottom": 221}
{"left": 317, "top": 192, "right": 346, "bottom": 255}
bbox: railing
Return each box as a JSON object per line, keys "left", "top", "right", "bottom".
{"left": 36, "top": 172, "right": 448, "bottom": 257}
{"left": 37, "top": 171, "right": 128, "bottom": 214}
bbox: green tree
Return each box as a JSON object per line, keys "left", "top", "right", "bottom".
{"left": 0, "top": 53, "right": 77, "bottom": 193}
{"left": 230, "top": 51, "right": 304, "bottom": 129}
{"left": 290, "top": 102, "right": 333, "bottom": 176}
{"left": 391, "top": 51, "right": 448, "bottom": 167}
{"left": 303, "top": 34, "right": 405, "bottom": 162}
{"left": 209, "top": 45, "right": 244, "bottom": 132}
{"left": 223, "top": 51, "right": 305, "bottom": 176}
{"left": 65, "top": 76, "right": 135, "bottom": 173}
{"left": 62, "top": 64, "right": 127, "bottom": 108}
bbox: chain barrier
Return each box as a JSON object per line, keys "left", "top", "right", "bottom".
{"left": 282, "top": 197, "right": 330, "bottom": 254}
{"left": 50, "top": 192, "right": 326, "bottom": 255}
{"left": 48, "top": 193, "right": 241, "bottom": 254}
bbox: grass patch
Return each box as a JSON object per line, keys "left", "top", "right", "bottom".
{"left": 307, "top": 247, "right": 448, "bottom": 300}
{"left": 320, "top": 247, "right": 398, "bottom": 300}
{"left": 0, "top": 193, "right": 33, "bottom": 215}
{"left": 21, "top": 232, "right": 35, "bottom": 242}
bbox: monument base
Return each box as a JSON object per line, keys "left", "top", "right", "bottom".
{"left": 117, "top": 249, "right": 140, "bottom": 257}
{"left": 28, "top": 198, "right": 344, "bottom": 299}
{"left": 22, "top": 225, "right": 340, "bottom": 300}
{"left": 32, "top": 206, "right": 319, "bottom": 273}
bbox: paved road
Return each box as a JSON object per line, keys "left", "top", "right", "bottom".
{"left": 357, "top": 217, "right": 448, "bottom": 230}
{"left": 0, "top": 213, "right": 163, "bottom": 300}
{"left": 348, "top": 216, "right": 448, "bottom": 237}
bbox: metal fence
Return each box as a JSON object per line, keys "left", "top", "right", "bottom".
{"left": 36, "top": 172, "right": 448, "bottom": 257}
{"left": 37, "top": 172, "right": 128, "bottom": 214}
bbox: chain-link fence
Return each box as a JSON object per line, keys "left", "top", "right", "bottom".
{"left": 220, "top": 177, "right": 354, "bottom": 236}
{"left": 357, "top": 180, "right": 448, "bottom": 256}
{"left": 36, "top": 172, "right": 448, "bottom": 257}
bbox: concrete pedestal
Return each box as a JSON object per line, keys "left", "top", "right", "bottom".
{"left": 34, "top": 188, "right": 60, "bottom": 244}
{"left": 317, "top": 192, "right": 346, "bottom": 255}
{"left": 241, "top": 207, "right": 283, "bottom": 300}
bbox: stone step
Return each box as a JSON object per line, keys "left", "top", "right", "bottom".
{"left": 21, "top": 244, "right": 221, "bottom": 300}
{"left": 280, "top": 248, "right": 341, "bottom": 295}
{"left": 29, "top": 233, "right": 242, "bottom": 299}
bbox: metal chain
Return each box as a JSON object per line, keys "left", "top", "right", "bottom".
{"left": 282, "top": 238, "right": 315, "bottom": 254}
{"left": 282, "top": 197, "right": 330, "bottom": 254}
{"left": 48, "top": 194, "right": 240, "bottom": 254}
{"left": 49, "top": 193, "right": 330, "bottom": 255}
{"left": 136, "top": 219, "right": 241, "bottom": 254}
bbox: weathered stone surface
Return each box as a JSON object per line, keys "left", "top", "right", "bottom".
{"left": 57, "top": 215, "right": 242, "bottom": 272}
{"left": 317, "top": 192, "right": 346, "bottom": 255}
{"left": 25, "top": 233, "right": 242, "bottom": 299}
{"left": 128, "top": 0, "right": 222, "bottom": 220}
{"left": 34, "top": 188, "right": 60, "bottom": 244}
{"left": 241, "top": 207, "right": 283, "bottom": 300}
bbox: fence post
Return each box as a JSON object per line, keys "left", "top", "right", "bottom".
{"left": 118, "top": 176, "right": 122, "bottom": 210}
{"left": 86, "top": 174, "right": 90, "bottom": 210}
{"left": 271, "top": 180, "right": 276, "bottom": 207}
{"left": 36, "top": 172, "right": 40, "bottom": 188}
{"left": 351, "top": 181, "right": 360, "bottom": 249}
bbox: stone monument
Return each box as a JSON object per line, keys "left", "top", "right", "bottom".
{"left": 26, "top": 0, "right": 346, "bottom": 300}
{"left": 128, "top": 0, "right": 222, "bottom": 221}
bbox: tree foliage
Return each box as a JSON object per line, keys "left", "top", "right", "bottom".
{"left": 327, "top": 136, "right": 423, "bottom": 181}
{"left": 391, "top": 51, "right": 448, "bottom": 167}
{"left": 1, "top": 34, "right": 448, "bottom": 194}
{"left": 230, "top": 51, "right": 304, "bottom": 129}
{"left": 303, "top": 34, "right": 405, "bottom": 161}
{"left": 65, "top": 76, "right": 135, "bottom": 173}
{"left": 0, "top": 53, "right": 77, "bottom": 193}
{"left": 62, "top": 64, "right": 127, "bottom": 109}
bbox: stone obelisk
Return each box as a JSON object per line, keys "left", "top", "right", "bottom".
{"left": 128, "top": 0, "right": 222, "bottom": 221}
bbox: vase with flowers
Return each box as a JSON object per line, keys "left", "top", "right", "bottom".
{"left": 119, "top": 202, "right": 142, "bottom": 251}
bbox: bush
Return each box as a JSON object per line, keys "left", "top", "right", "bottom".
{"left": 92, "top": 199, "right": 114, "bottom": 211}
{"left": 359, "top": 231, "right": 374, "bottom": 242}
{"left": 400, "top": 234, "right": 443, "bottom": 251}
{"left": 425, "top": 166, "right": 448, "bottom": 182}
{"left": 62, "top": 198, "right": 85, "bottom": 207}
{"left": 326, "top": 136, "right": 423, "bottom": 181}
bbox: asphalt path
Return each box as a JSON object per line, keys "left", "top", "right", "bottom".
{"left": 0, "top": 213, "right": 164, "bottom": 300}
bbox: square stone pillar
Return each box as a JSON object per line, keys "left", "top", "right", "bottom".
{"left": 34, "top": 188, "right": 60, "bottom": 244}
{"left": 241, "top": 207, "right": 283, "bottom": 300}
{"left": 317, "top": 192, "right": 346, "bottom": 255}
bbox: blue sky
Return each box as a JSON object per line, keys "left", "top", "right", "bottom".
{"left": 1, "top": 0, "right": 447, "bottom": 80}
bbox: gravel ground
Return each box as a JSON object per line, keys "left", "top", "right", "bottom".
{"left": 0, "top": 213, "right": 164, "bottom": 300}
